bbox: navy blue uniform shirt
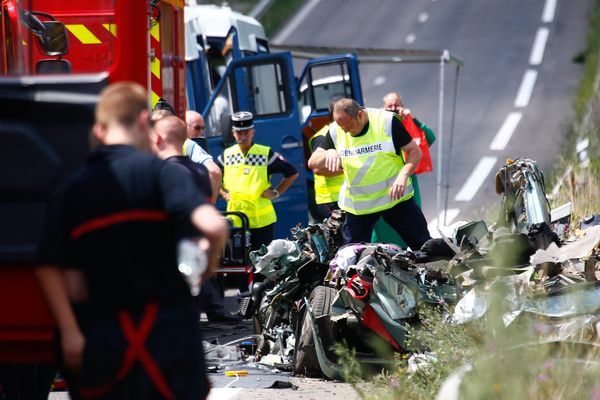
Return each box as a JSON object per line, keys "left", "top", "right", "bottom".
{"left": 38, "top": 145, "right": 207, "bottom": 312}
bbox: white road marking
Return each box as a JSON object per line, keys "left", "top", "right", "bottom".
{"left": 490, "top": 112, "right": 522, "bottom": 150}
{"left": 455, "top": 157, "right": 498, "bottom": 201}
{"left": 428, "top": 208, "right": 460, "bottom": 230}
{"left": 373, "top": 75, "right": 387, "bottom": 86}
{"left": 529, "top": 27, "right": 549, "bottom": 65}
{"left": 542, "top": 0, "right": 557, "bottom": 23}
{"left": 418, "top": 12, "right": 429, "bottom": 23}
{"left": 271, "top": 0, "right": 322, "bottom": 44}
{"left": 514, "top": 69, "right": 538, "bottom": 108}
{"left": 405, "top": 33, "right": 416, "bottom": 44}
{"left": 208, "top": 388, "right": 242, "bottom": 400}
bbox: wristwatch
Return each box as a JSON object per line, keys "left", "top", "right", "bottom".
{"left": 272, "top": 189, "right": 280, "bottom": 198}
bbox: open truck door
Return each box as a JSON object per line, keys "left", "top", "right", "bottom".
{"left": 295, "top": 54, "right": 363, "bottom": 222}
{"left": 202, "top": 51, "right": 309, "bottom": 239}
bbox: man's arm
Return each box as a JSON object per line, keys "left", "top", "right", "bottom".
{"left": 35, "top": 266, "right": 85, "bottom": 372}
{"left": 203, "top": 159, "right": 222, "bottom": 203}
{"left": 390, "top": 140, "right": 422, "bottom": 200}
{"left": 308, "top": 148, "right": 342, "bottom": 172}
{"left": 190, "top": 204, "right": 228, "bottom": 276}
{"left": 313, "top": 167, "right": 344, "bottom": 177}
{"left": 262, "top": 172, "right": 299, "bottom": 199}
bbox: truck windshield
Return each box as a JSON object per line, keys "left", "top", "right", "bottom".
{"left": 1, "top": 0, "right": 116, "bottom": 76}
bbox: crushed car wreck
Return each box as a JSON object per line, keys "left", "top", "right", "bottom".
{"left": 204, "top": 157, "right": 600, "bottom": 388}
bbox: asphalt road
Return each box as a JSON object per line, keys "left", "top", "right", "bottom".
{"left": 275, "top": 0, "right": 592, "bottom": 226}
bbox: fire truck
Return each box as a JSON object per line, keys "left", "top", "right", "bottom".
{"left": 0, "top": 0, "right": 186, "bottom": 394}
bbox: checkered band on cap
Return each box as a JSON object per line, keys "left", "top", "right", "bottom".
{"left": 231, "top": 111, "right": 254, "bottom": 130}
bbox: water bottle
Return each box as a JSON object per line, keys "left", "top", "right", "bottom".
{"left": 177, "top": 238, "right": 208, "bottom": 296}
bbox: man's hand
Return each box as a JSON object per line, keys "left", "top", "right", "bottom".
{"left": 191, "top": 205, "right": 229, "bottom": 277}
{"left": 261, "top": 189, "right": 279, "bottom": 199}
{"left": 324, "top": 149, "right": 342, "bottom": 172}
{"left": 390, "top": 173, "right": 409, "bottom": 200}
{"left": 62, "top": 327, "right": 85, "bottom": 373}
{"left": 399, "top": 107, "right": 411, "bottom": 118}
{"left": 220, "top": 190, "right": 230, "bottom": 201}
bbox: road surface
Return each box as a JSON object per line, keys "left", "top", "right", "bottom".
{"left": 275, "top": 0, "right": 591, "bottom": 226}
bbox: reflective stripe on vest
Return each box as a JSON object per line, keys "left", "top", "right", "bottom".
{"left": 182, "top": 139, "right": 192, "bottom": 156}
{"left": 309, "top": 125, "right": 344, "bottom": 204}
{"left": 223, "top": 143, "right": 276, "bottom": 228}
{"left": 334, "top": 108, "right": 413, "bottom": 215}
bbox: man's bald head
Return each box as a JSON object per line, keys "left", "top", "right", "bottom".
{"left": 185, "top": 110, "right": 205, "bottom": 139}
{"left": 333, "top": 98, "right": 367, "bottom": 135}
{"left": 383, "top": 92, "right": 403, "bottom": 113}
{"left": 153, "top": 116, "right": 188, "bottom": 148}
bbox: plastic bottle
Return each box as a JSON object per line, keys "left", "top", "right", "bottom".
{"left": 177, "top": 238, "right": 208, "bottom": 296}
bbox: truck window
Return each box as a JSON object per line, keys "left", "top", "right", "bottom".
{"left": 235, "top": 61, "right": 289, "bottom": 117}
{"left": 204, "top": 78, "right": 233, "bottom": 138}
{"left": 1, "top": 0, "right": 116, "bottom": 76}
{"left": 297, "top": 61, "right": 354, "bottom": 121}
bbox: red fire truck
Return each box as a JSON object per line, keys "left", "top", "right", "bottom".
{"left": 0, "top": 0, "right": 186, "bottom": 395}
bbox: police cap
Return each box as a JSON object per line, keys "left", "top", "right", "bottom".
{"left": 231, "top": 111, "right": 254, "bottom": 131}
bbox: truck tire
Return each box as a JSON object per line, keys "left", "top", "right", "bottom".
{"left": 293, "top": 285, "right": 337, "bottom": 377}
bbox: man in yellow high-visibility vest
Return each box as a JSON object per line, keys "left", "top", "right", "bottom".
{"left": 308, "top": 98, "right": 431, "bottom": 249}
{"left": 217, "top": 111, "right": 299, "bottom": 250}
{"left": 308, "top": 102, "right": 344, "bottom": 220}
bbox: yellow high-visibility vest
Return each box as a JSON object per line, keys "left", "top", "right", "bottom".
{"left": 309, "top": 125, "right": 344, "bottom": 204}
{"left": 331, "top": 108, "right": 413, "bottom": 215}
{"left": 222, "top": 143, "right": 277, "bottom": 228}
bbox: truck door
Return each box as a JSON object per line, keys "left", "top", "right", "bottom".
{"left": 296, "top": 54, "right": 363, "bottom": 124}
{"left": 203, "top": 52, "right": 308, "bottom": 239}
{"left": 295, "top": 55, "right": 363, "bottom": 222}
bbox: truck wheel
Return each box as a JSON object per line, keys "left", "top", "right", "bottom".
{"left": 293, "top": 285, "right": 337, "bottom": 377}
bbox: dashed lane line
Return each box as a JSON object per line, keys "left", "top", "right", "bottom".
{"left": 490, "top": 112, "right": 522, "bottom": 150}
{"left": 455, "top": 157, "right": 498, "bottom": 202}
{"left": 514, "top": 69, "right": 538, "bottom": 108}
{"left": 542, "top": 0, "right": 557, "bottom": 23}
{"left": 529, "top": 27, "right": 549, "bottom": 65}
{"left": 428, "top": 208, "right": 460, "bottom": 231}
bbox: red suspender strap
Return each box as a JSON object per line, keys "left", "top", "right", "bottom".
{"left": 70, "top": 210, "right": 169, "bottom": 240}
{"left": 79, "top": 303, "right": 175, "bottom": 399}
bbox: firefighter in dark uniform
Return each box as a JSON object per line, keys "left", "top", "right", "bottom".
{"left": 35, "top": 82, "right": 228, "bottom": 399}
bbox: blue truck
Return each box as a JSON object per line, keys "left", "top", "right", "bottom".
{"left": 184, "top": 4, "right": 364, "bottom": 238}
{"left": 183, "top": 4, "right": 462, "bottom": 239}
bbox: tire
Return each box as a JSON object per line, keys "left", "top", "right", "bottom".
{"left": 293, "top": 285, "right": 337, "bottom": 377}
{"left": 253, "top": 294, "right": 270, "bottom": 355}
